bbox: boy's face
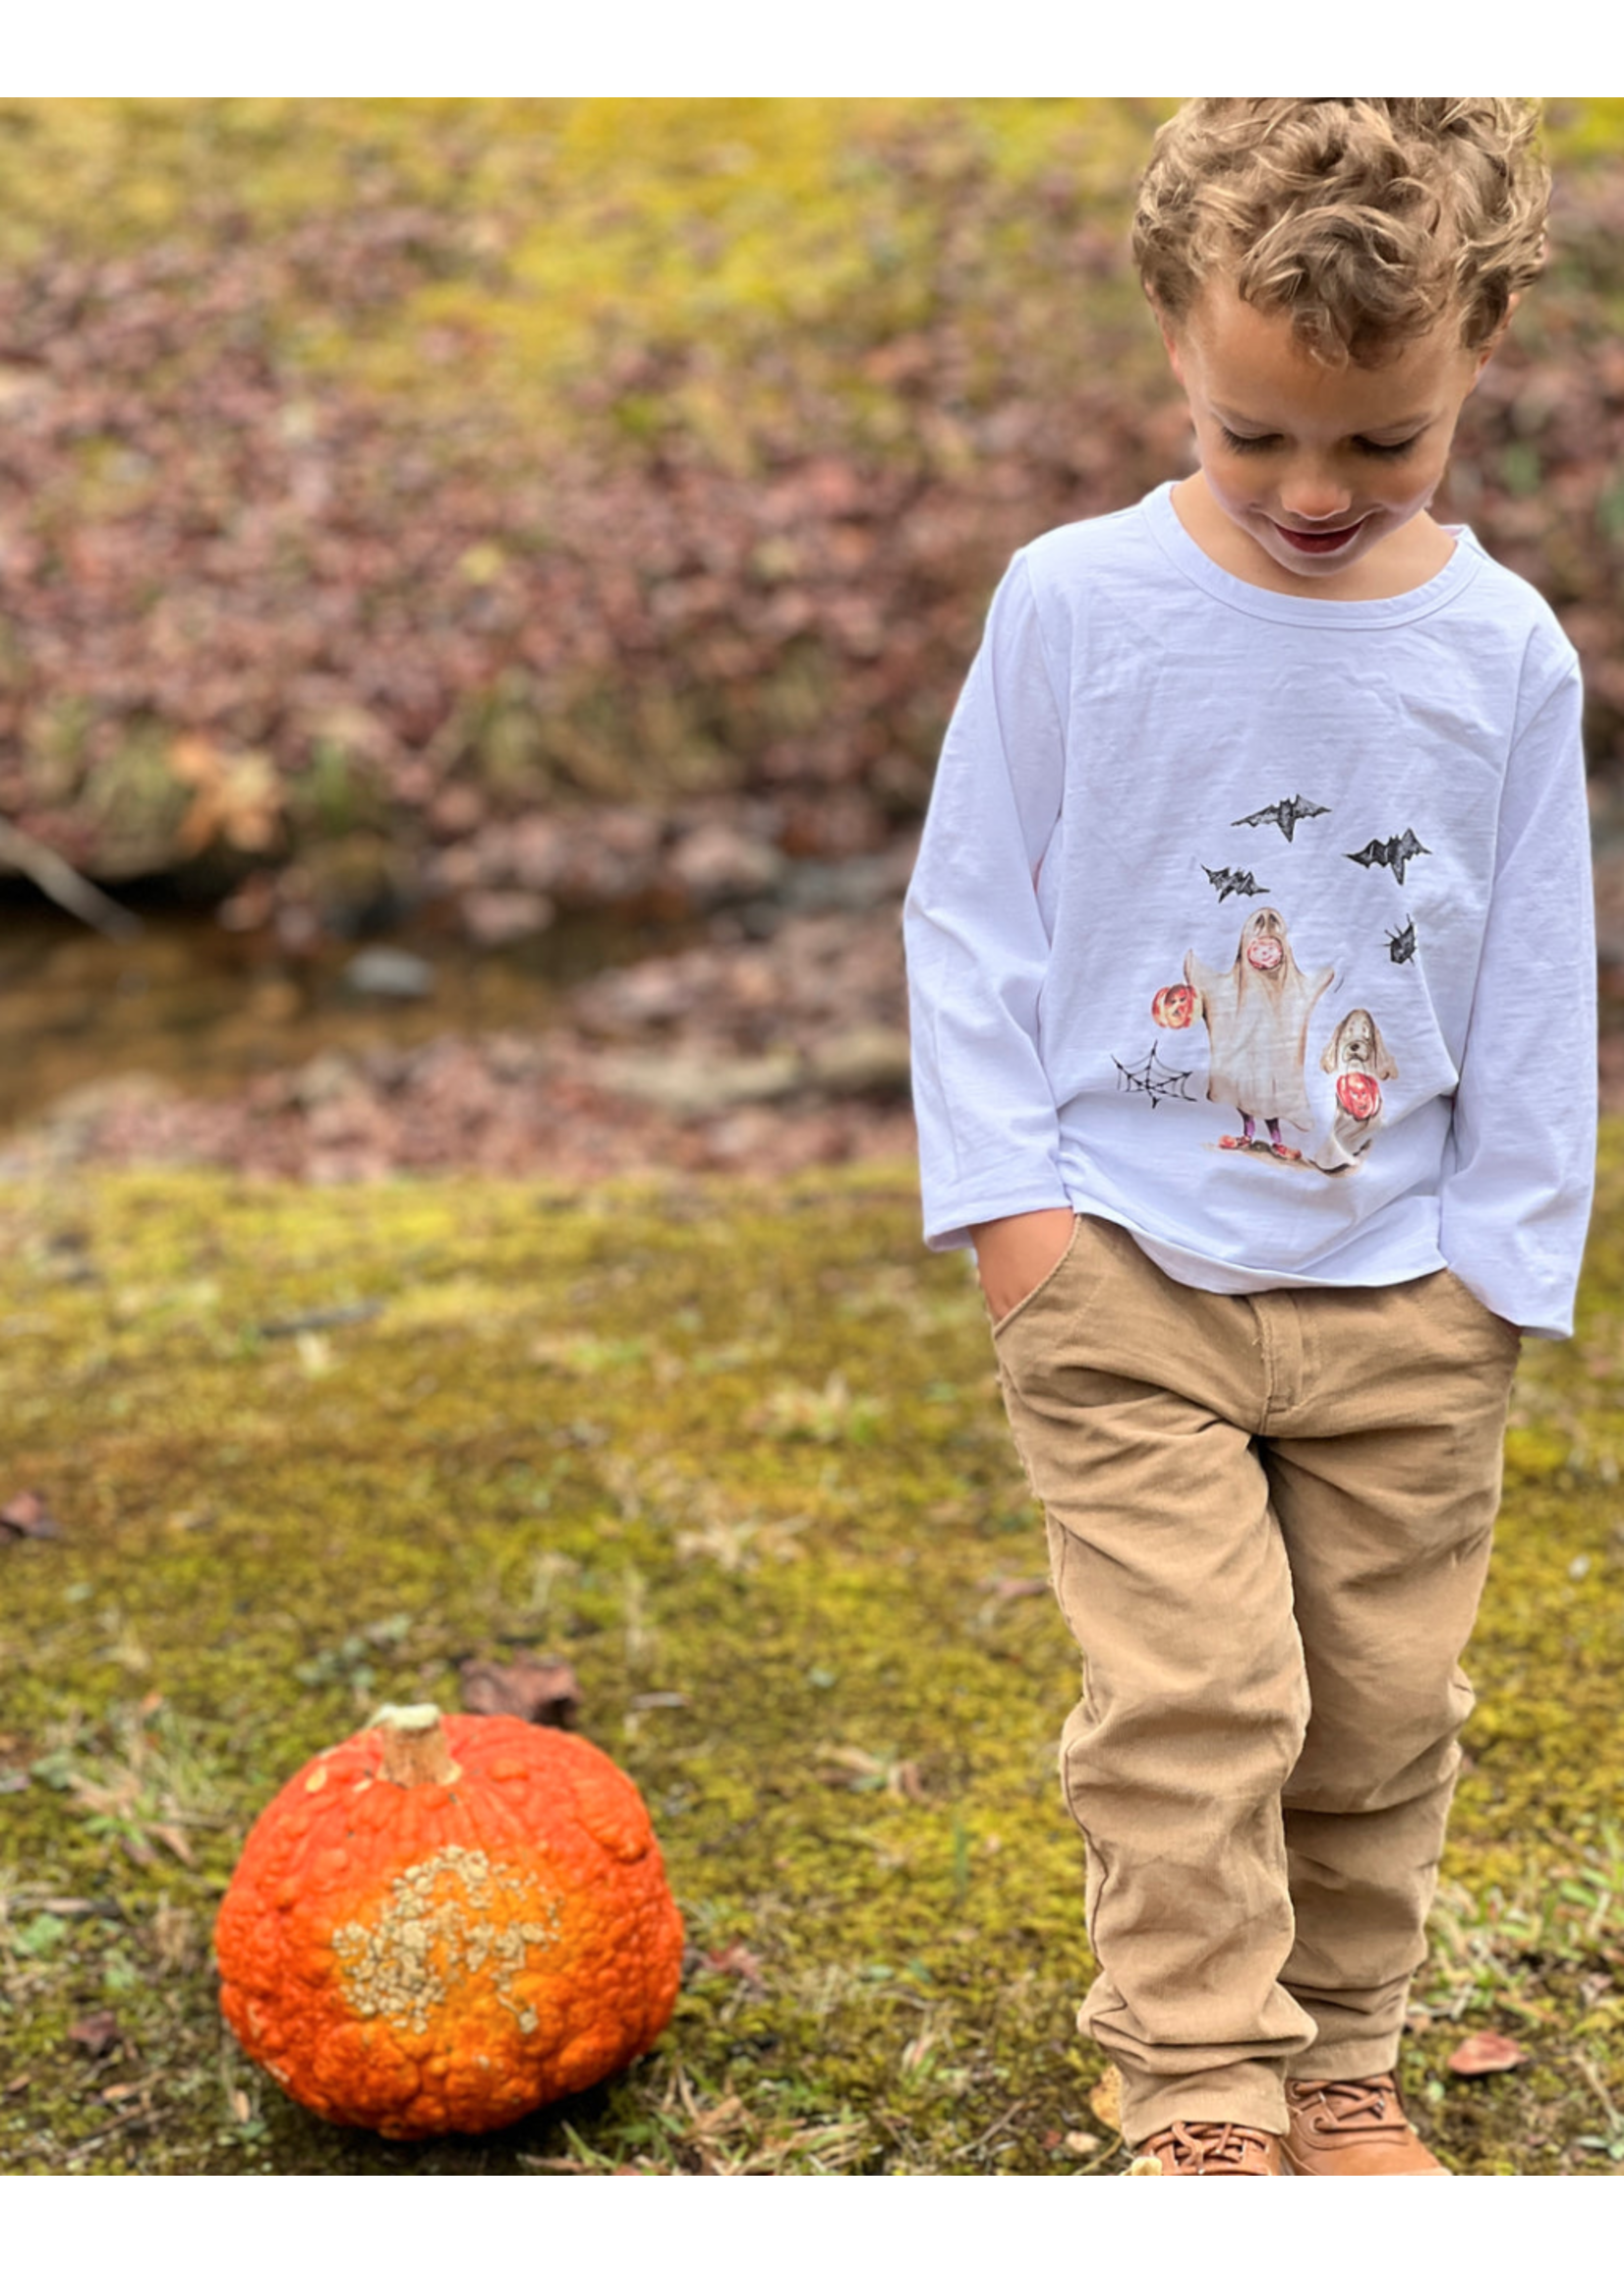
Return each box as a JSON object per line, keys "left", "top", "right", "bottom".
{"left": 1161, "top": 286, "right": 1499, "bottom": 594}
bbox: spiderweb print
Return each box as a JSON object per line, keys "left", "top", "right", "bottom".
{"left": 1113, "top": 1042, "right": 1199, "bottom": 1108}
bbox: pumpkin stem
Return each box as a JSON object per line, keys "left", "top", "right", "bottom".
{"left": 370, "top": 1702, "right": 463, "bottom": 1787}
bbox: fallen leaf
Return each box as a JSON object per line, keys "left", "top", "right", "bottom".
{"left": 693, "top": 1942, "right": 768, "bottom": 1989}
{"left": 1, "top": 1492, "right": 62, "bottom": 1543}
{"left": 66, "top": 2012, "right": 123, "bottom": 2059}
{"left": 1089, "top": 2065, "right": 1125, "bottom": 2133}
{"left": 168, "top": 738, "right": 285, "bottom": 858}
{"left": 459, "top": 1652, "right": 580, "bottom": 1727}
{"left": 149, "top": 1823, "right": 198, "bottom": 1867}
{"left": 815, "top": 1742, "right": 927, "bottom": 1801}
{"left": 1064, "top": 2129, "right": 1102, "bottom": 2156}
{"left": 1448, "top": 2030, "right": 1531, "bottom": 2076}
{"left": 150, "top": 1902, "right": 201, "bottom": 1974}
{"left": 980, "top": 1574, "right": 1048, "bottom": 1601}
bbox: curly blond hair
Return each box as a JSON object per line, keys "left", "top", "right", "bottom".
{"left": 1132, "top": 98, "right": 1550, "bottom": 365}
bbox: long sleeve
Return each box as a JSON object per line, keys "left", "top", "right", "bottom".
{"left": 903, "top": 554, "right": 1073, "bottom": 1251}
{"left": 1438, "top": 658, "right": 1595, "bottom": 1336}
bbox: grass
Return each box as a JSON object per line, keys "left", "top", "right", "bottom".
{"left": 1, "top": 1146, "right": 1621, "bottom": 2174}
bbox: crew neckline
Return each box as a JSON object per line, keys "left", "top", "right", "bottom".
{"left": 1142, "top": 479, "right": 1484, "bottom": 627}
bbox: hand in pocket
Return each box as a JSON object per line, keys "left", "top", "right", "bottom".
{"left": 971, "top": 1208, "right": 1077, "bottom": 1323}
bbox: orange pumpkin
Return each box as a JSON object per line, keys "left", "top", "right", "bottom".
{"left": 214, "top": 1703, "right": 683, "bottom": 2139}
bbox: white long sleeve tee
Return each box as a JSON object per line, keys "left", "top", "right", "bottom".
{"left": 904, "top": 483, "right": 1596, "bottom": 1337}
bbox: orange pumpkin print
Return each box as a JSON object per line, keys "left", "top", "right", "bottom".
{"left": 214, "top": 1704, "right": 683, "bottom": 2138}
{"left": 1335, "top": 1070, "right": 1382, "bottom": 1123}
{"left": 1151, "top": 982, "right": 1199, "bottom": 1031}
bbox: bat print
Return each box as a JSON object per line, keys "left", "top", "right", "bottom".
{"left": 1347, "top": 829, "right": 1430, "bottom": 886}
{"left": 1203, "top": 865, "right": 1268, "bottom": 902}
{"left": 1387, "top": 917, "right": 1418, "bottom": 963}
{"left": 1231, "top": 794, "right": 1330, "bottom": 843}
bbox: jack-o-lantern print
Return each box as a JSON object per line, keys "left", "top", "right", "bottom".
{"left": 1337, "top": 1071, "right": 1381, "bottom": 1122}
{"left": 1151, "top": 982, "right": 1200, "bottom": 1031}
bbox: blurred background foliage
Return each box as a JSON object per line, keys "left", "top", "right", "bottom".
{"left": 0, "top": 99, "right": 1165, "bottom": 415}
{"left": 0, "top": 96, "right": 1621, "bottom": 916}
{"left": 2, "top": 97, "right": 1616, "bottom": 413}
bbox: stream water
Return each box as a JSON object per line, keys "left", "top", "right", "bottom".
{"left": 0, "top": 882, "right": 682, "bottom": 1136}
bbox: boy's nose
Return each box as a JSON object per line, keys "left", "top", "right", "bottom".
{"left": 1276, "top": 467, "right": 1354, "bottom": 523}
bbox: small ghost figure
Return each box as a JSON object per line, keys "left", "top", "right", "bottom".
{"left": 1185, "top": 907, "right": 1334, "bottom": 1162}
{"left": 1311, "top": 1006, "right": 1397, "bottom": 1174}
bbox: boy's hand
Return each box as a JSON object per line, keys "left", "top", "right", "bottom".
{"left": 970, "top": 1208, "right": 1077, "bottom": 1324}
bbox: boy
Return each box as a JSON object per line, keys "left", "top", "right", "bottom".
{"left": 903, "top": 100, "right": 1595, "bottom": 2177}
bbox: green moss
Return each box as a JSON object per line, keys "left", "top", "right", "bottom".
{"left": 2, "top": 1155, "right": 1621, "bottom": 2173}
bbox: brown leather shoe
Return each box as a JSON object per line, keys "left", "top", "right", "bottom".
{"left": 1135, "top": 2121, "right": 1285, "bottom": 2175}
{"left": 1284, "top": 2075, "right": 1447, "bottom": 2175}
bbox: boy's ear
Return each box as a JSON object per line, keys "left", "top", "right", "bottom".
{"left": 1146, "top": 289, "right": 1186, "bottom": 382}
{"left": 1471, "top": 291, "right": 1522, "bottom": 386}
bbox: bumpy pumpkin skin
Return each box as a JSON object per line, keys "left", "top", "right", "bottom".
{"left": 214, "top": 1714, "right": 684, "bottom": 2139}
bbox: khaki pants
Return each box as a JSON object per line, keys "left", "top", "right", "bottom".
{"left": 992, "top": 1213, "right": 1521, "bottom": 2146}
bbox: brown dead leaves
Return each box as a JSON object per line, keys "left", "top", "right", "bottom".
{"left": 1, "top": 1492, "right": 61, "bottom": 1544}
{"left": 691, "top": 1943, "right": 768, "bottom": 1992}
{"left": 1089, "top": 2064, "right": 1125, "bottom": 2134}
{"left": 66, "top": 2011, "right": 124, "bottom": 2060}
{"left": 816, "top": 1744, "right": 927, "bottom": 1803}
{"left": 1448, "top": 2030, "right": 1533, "bottom": 2077}
{"left": 457, "top": 1651, "right": 581, "bottom": 1729}
{"left": 168, "top": 737, "right": 285, "bottom": 857}
{"left": 0, "top": 118, "right": 1619, "bottom": 967}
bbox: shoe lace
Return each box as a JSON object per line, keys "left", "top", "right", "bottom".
{"left": 1145, "top": 2120, "right": 1274, "bottom": 2173}
{"left": 1293, "top": 2076, "right": 1410, "bottom": 2137}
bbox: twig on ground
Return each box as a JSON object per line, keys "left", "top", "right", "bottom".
{"left": 10, "top": 1896, "right": 128, "bottom": 1919}
{"left": 0, "top": 2104, "right": 158, "bottom": 2171}
{"left": 1575, "top": 2053, "right": 1622, "bottom": 2131}
{"left": 0, "top": 818, "right": 143, "bottom": 940}
{"left": 60, "top": 2106, "right": 161, "bottom": 2162}
{"left": 961, "top": 2098, "right": 1029, "bottom": 2157}
{"left": 255, "top": 1301, "right": 385, "bottom": 1338}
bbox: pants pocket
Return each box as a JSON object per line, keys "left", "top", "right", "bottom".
{"left": 1435, "top": 1268, "right": 1523, "bottom": 1358}
{"left": 990, "top": 1213, "right": 1083, "bottom": 1344}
